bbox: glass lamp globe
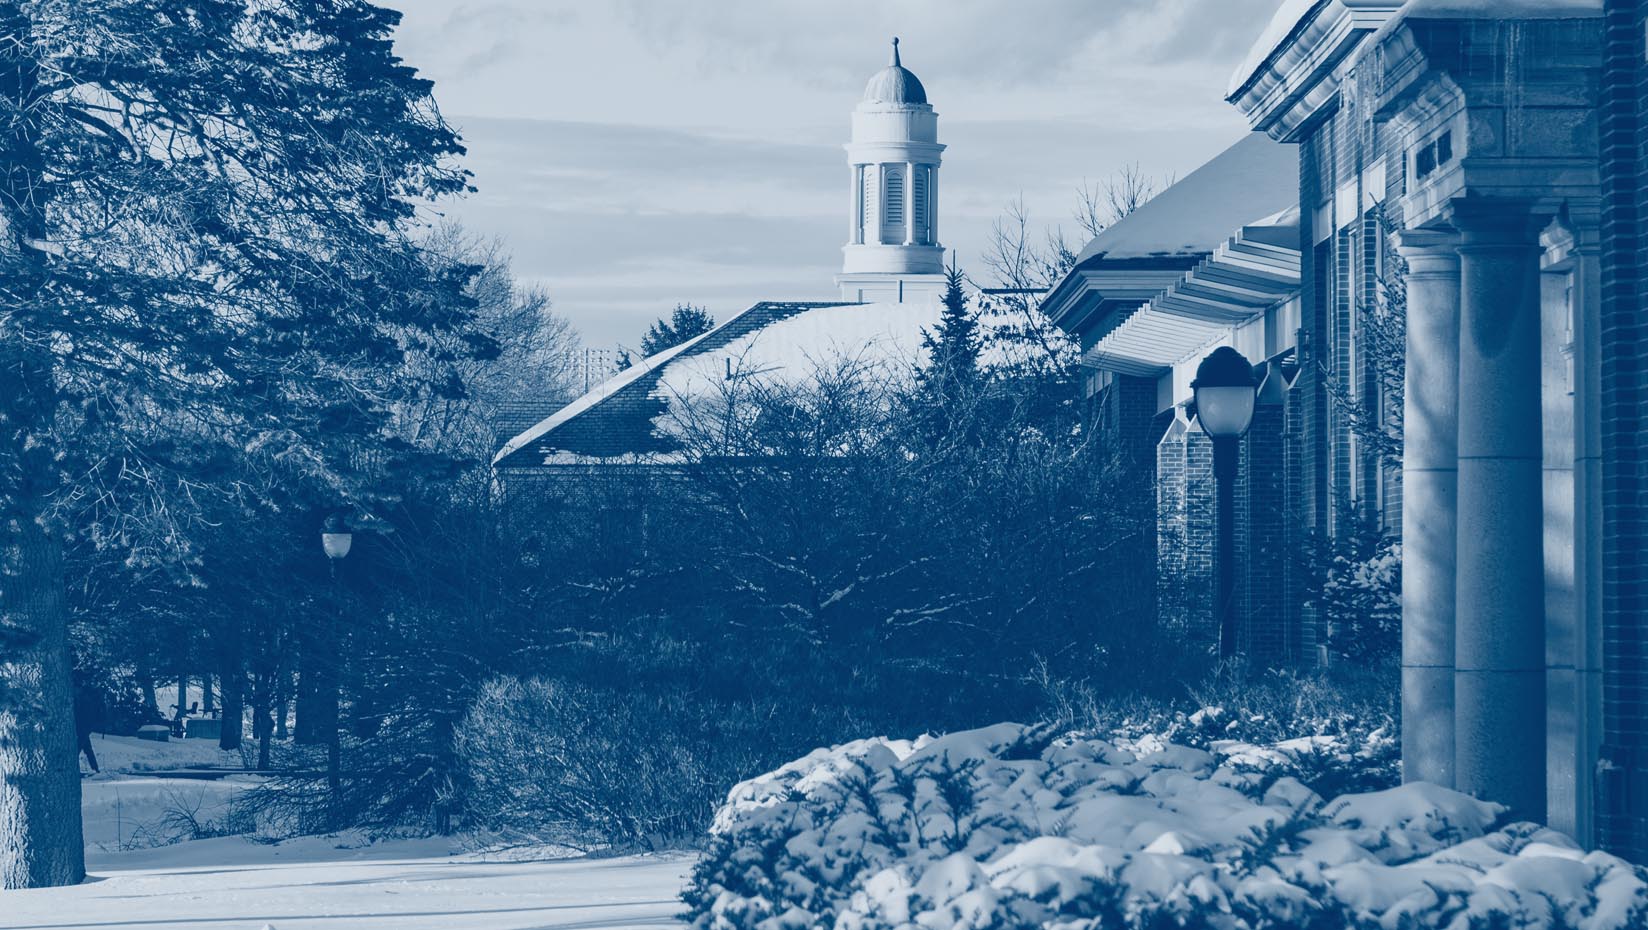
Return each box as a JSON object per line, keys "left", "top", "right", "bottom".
{"left": 320, "top": 514, "right": 353, "bottom": 560}
{"left": 321, "top": 531, "right": 353, "bottom": 560}
{"left": 1191, "top": 347, "right": 1258, "bottom": 438}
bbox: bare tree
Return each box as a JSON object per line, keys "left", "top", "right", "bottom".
{"left": 1103, "top": 162, "right": 1171, "bottom": 226}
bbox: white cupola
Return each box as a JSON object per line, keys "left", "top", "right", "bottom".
{"left": 836, "top": 38, "right": 946, "bottom": 303}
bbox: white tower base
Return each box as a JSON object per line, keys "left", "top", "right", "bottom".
{"left": 836, "top": 272, "right": 946, "bottom": 304}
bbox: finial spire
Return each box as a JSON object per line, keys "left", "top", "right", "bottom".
{"left": 890, "top": 36, "right": 900, "bottom": 67}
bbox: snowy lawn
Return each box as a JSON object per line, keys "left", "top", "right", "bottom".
{"left": 0, "top": 733, "right": 694, "bottom": 930}
{"left": 2, "top": 840, "right": 693, "bottom": 930}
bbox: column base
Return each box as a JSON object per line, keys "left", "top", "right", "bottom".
{"left": 1456, "top": 668, "right": 1546, "bottom": 822}
{"left": 1403, "top": 664, "right": 1454, "bottom": 787}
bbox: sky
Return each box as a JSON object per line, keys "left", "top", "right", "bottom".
{"left": 384, "top": 0, "right": 1286, "bottom": 351}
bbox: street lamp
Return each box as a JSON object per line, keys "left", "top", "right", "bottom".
{"left": 1191, "top": 346, "right": 1258, "bottom": 661}
{"left": 319, "top": 514, "right": 351, "bottom": 806}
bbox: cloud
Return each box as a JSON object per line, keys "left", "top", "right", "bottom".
{"left": 382, "top": 1, "right": 1279, "bottom": 350}
{"left": 608, "top": 0, "right": 1273, "bottom": 89}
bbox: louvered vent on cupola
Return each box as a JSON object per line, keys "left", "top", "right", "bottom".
{"left": 884, "top": 168, "right": 904, "bottom": 225}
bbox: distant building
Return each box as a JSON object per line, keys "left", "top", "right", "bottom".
{"left": 1040, "top": 135, "right": 1310, "bottom": 663}
{"left": 494, "top": 40, "right": 948, "bottom": 475}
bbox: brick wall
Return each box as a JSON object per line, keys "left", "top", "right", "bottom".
{"left": 1242, "top": 377, "right": 1290, "bottom": 661}
{"left": 1157, "top": 413, "right": 1217, "bottom": 652}
{"left": 1598, "top": 0, "right": 1648, "bottom": 860}
{"left": 1097, "top": 373, "right": 1166, "bottom": 466}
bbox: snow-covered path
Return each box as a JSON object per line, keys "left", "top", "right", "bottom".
{"left": 0, "top": 842, "right": 693, "bottom": 930}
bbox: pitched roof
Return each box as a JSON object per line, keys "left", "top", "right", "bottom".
{"left": 1073, "top": 133, "right": 1298, "bottom": 265}
{"left": 494, "top": 301, "right": 860, "bottom": 468}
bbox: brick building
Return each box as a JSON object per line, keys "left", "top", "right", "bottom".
{"left": 1232, "top": 0, "right": 1606, "bottom": 846}
{"left": 1055, "top": 0, "right": 1647, "bottom": 855}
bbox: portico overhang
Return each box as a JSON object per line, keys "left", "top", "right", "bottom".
{"left": 1081, "top": 216, "right": 1301, "bottom": 377}
{"left": 1039, "top": 259, "right": 1198, "bottom": 350}
{"left": 1227, "top": 0, "right": 1402, "bottom": 142}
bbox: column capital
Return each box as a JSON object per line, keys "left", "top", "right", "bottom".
{"left": 1394, "top": 228, "right": 1461, "bottom": 277}
{"left": 1445, "top": 197, "right": 1550, "bottom": 248}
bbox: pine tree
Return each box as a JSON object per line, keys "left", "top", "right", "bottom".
{"left": 920, "top": 262, "right": 981, "bottom": 394}
{"left": 0, "top": 0, "right": 477, "bottom": 888}
{"left": 621, "top": 304, "right": 716, "bottom": 368}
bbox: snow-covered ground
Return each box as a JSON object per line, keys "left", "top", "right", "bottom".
{"left": 0, "top": 732, "right": 693, "bottom": 930}
{"left": 3, "top": 842, "right": 693, "bottom": 930}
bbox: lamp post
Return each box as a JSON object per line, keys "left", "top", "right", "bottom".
{"left": 1191, "top": 346, "right": 1258, "bottom": 660}
{"left": 320, "top": 515, "right": 351, "bottom": 805}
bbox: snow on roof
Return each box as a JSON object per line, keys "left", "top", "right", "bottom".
{"left": 1074, "top": 133, "right": 1298, "bottom": 264}
{"left": 651, "top": 299, "right": 939, "bottom": 422}
{"left": 1228, "top": 0, "right": 1328, "bottom": 98}
{"left": 490, "top": 305, "right": 755, "bottom": 466}
{"left": 1400, "top": 0, "right": 1599, "bottom": 17}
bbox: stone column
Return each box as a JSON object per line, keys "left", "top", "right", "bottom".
{"left": 1452, "top": 199, "right": 1549, "bottom": 822}
{"left": 1540, "top": 215, "right": 1603, "bottom": 845}
{"left": 1396, "top": 229, "right": 1462, "bottom": 788}
{"left": 929, "top": 167, "right": 939, "bottom": 246}
{"left": 851, "top": 164, "right": 864, "bottom": 245}
{"left": 904, "top": 160, "right": 915, "bottom": 246}
{"left": 872, "top": 165, "right": 885, "bottom": 246}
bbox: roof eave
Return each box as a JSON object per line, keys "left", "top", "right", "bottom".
{"left": 1227, "top": 1, "right": 1403, "bottom": 142}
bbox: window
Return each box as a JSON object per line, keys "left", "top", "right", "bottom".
{"left": 1413, "top": 129, "right": 1454, "bottom": 183}
{"left": 884, "top": 168, "right": 904, "bottom": 226}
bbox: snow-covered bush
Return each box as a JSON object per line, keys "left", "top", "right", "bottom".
{"left": 683, "top": 722, "right": 1648, "bottom": 930}
{"left": 1048, "top": 668, "right": 1400, "bottom": 802}
{"left": 1320, "top": 537, "right": 1402, "bottom": 664}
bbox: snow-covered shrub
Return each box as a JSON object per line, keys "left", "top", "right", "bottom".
{"left": 683, "top": 723, "right": 1648, "bottom": 930}
{"left": 1321, "top": 537, "right": 1402, "bottom": 664}
{"left": 1048, "top": 668, "right": 1400, "bottom": 801}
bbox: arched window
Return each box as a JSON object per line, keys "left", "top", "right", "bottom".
{"left": 883, "top": 167, "right": 904, "bottom": 226}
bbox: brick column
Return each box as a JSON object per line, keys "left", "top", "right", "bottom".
{"left": 1395, "top": 229, "right": 1461, "bottom": 789}
{"left": 1598, "top": 0, "right": 1648, "bottom": 860}
{"left": 1241, "top": 368, "right": 1287, "bottom": 662}
{"left": 1452, "top": 199, "right": 1549, "bottom": 822}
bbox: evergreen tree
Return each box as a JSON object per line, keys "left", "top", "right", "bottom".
{"left": 619, "top": 304, "right": 716, "bottom": 368}
{"left": 643, "top": 305, "right": 716, "bottom": 357}
{"left": 0, "top": 0, "right": 477, "bottom": 888}
{"left": 919, "top": 262, "right": 981, "bottom": 395}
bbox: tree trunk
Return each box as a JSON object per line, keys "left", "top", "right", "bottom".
{"left": 201, "top": 674, "right": 213, "bottom": 716}
{"left": 0, "top": 1, "right": 84, "bottom": 889}
{"left": 294, "top": 616, "right": 338, "bottom": 747}
{"left": 140, "top": 678, "right": 158, "bottom": 723}
{"left": 0, "top": 519, "right": 86, "bottom": 888}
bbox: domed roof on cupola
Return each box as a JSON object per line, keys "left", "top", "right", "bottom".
{"left": 861, "top": 37, "right": 927, "bottom": 106}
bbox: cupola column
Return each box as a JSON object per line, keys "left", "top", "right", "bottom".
{"left": 856, "top": 163, "right": 870, "bottom": 245}
{"left": 904, "top": 160, "right": 916, "bottom": 245}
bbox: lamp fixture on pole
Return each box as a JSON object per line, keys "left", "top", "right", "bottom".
{"left": 1190, "top": 346, "right": 1258, "bottom": 660}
